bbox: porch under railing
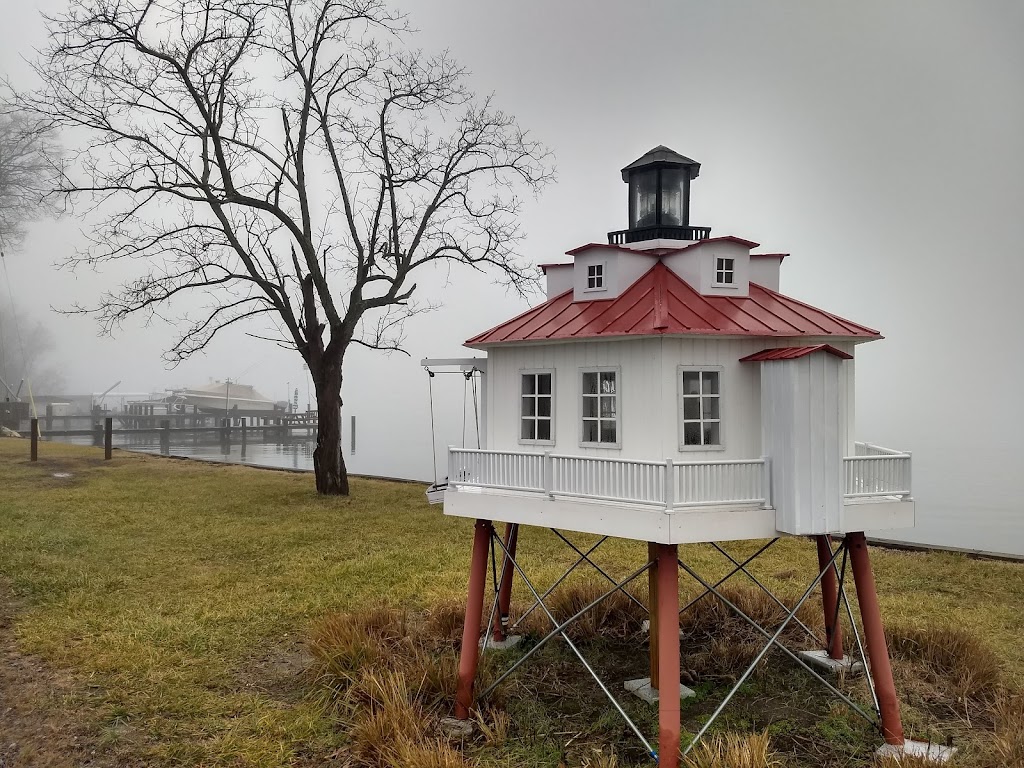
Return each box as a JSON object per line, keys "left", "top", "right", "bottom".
{"left": 448, "top": 446, "right": 912, "bottom": 509}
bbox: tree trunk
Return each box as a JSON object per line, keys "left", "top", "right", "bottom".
{"left": 312, "top": 358, "right": 349, "bottom": 496}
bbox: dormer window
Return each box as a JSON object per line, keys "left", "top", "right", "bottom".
{"left": 586, "top": 263, "right": 604, "bottom": 290}
{"left": 715, "top": 257, "right": 735, "bottom": 286}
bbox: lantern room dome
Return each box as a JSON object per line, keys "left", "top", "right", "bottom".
{"left": 620, "top": 145, "right": 701, "bottom": 182}
{"left": 609, "top": 145, "right": 710, "bottom": 246}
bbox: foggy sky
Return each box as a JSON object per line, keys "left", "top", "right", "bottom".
{"left": 2, "top": 2, "right": 1022, "bottom": 551}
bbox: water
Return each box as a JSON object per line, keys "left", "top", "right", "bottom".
{"left": 56, "top": 433, "right": 318, "bottom": 471}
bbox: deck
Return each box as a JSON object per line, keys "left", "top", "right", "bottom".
{"left": 442, "top": 442, "right": 914, "bottom": 543}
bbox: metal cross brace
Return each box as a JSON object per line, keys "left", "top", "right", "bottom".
{"left": 678, "top": 538, "right": 779, "bottom": 615}
{"left": 485, "top": 528, "right": 659, "bottom": 760}
{"left": 551, "top": 529, "right": 648, "bottom": 613}
{"left": 512, "top": 531, "right": 645, "bottom": 631}
{"left": 679, "top": 541, "right": 874, "bottom": 758}
{"left": 709, "top": 541, "right": 824, "bottom": 647}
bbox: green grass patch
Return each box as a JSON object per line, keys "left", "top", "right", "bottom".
{"left": 2, "top": 439, "right": 1024, "bottom": 766}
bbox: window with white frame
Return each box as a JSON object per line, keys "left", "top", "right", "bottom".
{"left": 581, "top": 370, "right": 618, "bottom": 445}
{"left": 680, "top": 369, "right": 721, "bottom": 446}
{"left": 715, "top": 257, "right": 735, "bottom": 285}
{"left": 586, "top": 263, "right": 604, "bottom": 289}
{"left": 520, "top": 372, "right": 553, "bottom": 442}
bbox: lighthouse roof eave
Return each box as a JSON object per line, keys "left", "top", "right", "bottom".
{"left": 621, "top": 145, "right": 701, "bottom": 181}
{"left": 464, "top": 262, "right": 881, "bottom": 348}
{"left": 565, "top": 235, "right": 761, "bottom": 257}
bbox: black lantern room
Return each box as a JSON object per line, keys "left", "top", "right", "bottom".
{"left": 607, "top": 146, "right": 711, "bottom": 245}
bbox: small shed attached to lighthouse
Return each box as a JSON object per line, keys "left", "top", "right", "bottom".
{"left": 430, "top": 146, "right": 939, "bottom": 767}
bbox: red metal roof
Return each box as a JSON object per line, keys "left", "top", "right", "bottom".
{"left": 465, "top": 262, "right": 881, "bottom": 347}
{"left": 739, "top": 344, "right": 853, "bottom": 362}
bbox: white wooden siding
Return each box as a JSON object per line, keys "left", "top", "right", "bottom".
{"left": 760, "top": 354, "right": 845, "bottom": 534}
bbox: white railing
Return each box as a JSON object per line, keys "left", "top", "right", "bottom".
{"left": 674, "top": 459, "right": 770, "bottom": 507}
{"left": 854, "top": 441, "right": 906, "bottom": 457}
{"left": 551, "top": 455, "right": 668, "bottom": 506}
{"left": 843, "top": 452, "right": 912, "bottom": 498}
{"left": 448, "top": 448, "right": 769, "bottom": 509}
{"left": 448, "top": 445, "right": 912, "bottom": 507}
{"left": 448, "top": 449, "right": 546, "bottom": 492}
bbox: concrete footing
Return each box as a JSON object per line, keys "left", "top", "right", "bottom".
{"left": 623, "top": 677, "right": 696, "bottom": 705}
{"left": 480, "top": 634, "right": 523, "bottom": 651}
{"left": 798, "top": 649, "right": 865, "bottom": 676}
{"left": 877, "top": 739, "right": 956, "bottom": 763}
{"left": 439, "top": 716, "right": 475, "bottom": 738}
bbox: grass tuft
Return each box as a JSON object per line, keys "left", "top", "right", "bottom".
{"left": 544, "top": 579, "right": 649, "bottom": 640}
{"left": 682, "top": 730, "right": 782, "bottom": 768}
{"left": 889, "top": 623, "right": 1002, "bottom": 701}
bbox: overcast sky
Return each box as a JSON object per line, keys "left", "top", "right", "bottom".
{"left": 2, "top": 1, "right": 1023, "bottom": 551}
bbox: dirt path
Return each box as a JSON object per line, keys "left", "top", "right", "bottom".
{"left": 0, "top": 589, "right": 113, "bottom": 768}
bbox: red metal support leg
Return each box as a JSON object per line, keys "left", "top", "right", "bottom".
{"left": 848, "top": 532, "right": 904, "bottom": 745}
{"left": 492, "top": 523, "right": 518, "bottom": 642}
{"left": 657, "top": 543, "right": 680, "bottom": 768}
{"left": 816, "top": 535, "right": 845, "bottom": 660}
{"left": 455, "top": 519, "right": 492, "bottom": 720}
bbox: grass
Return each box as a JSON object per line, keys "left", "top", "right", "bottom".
{"left": 1, "top": 439, "right": 1024, "bottom": 766}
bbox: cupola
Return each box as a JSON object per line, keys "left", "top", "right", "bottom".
{"left": 607, "top": 145, "right": 711, "bottom": 246}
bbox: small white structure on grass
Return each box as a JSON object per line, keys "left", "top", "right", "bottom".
{"left": 435, "top": 147, "right": 946, "bottom": 767}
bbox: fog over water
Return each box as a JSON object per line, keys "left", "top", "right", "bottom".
{"left": 3, "top": 2, "right": 1023, "bottom": 557}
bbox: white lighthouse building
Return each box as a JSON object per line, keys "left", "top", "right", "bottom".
{"left": 435, "top": 147, "right": 940, "bottom": 766}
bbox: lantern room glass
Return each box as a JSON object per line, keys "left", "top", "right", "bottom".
{"left": 629, "top": 169, "right": 658, "bottom": 229}
{"left": 660, "top": 167, "right": 686, "bottom": 227}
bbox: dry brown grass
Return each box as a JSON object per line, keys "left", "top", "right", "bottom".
{"left": 682, "top": 730, "right": 782, "bottom": 768}
{"left": 888, "top": 623, "right": 1002, "bottom": 702}
{"left": 973, "top": 691, "right": 1024, "bottom": 768}
{"left": 678, "top": 585, "right": 824, "bottom": 680}
{"left": 544, "top": 579, "right": 649, "bottom": 640}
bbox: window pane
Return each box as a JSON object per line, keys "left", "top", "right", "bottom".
{"left": 538, "top": 374, "right": 552, "bottom": 395}
{"left": 702, "top": 372, "right": 719, "bottom": 394}
{"left": 704, "top": 422, "right": 721, "bottom": 445}
{"left": 583, "top": 372, "right": 598, "bottom": 395}
{"left": 682, "top": 371, "right": 700, "bottom": 395}
{"left": 537, "top": 420, "right": 551, "bottom": 441}
{"left": 600, "top": 396, "right": 616, "bottom": 418}
{"left": 583, "top": 419, "right": 598, "bottom": 443}
{"left": 601, "top": 422, "right": 617, "bottom": 444}
{"left": 538, "top": 396, "right": 551, "bottom": 417}
{"left": 702, "top": 396, "right": 720, "bottom": 419}
{"left": 521, "top": 419, "right": 536, "bottom": 440}
{"left": 600, "top": 371, "right": 616, "bottom": 394}
{"left": 522, "top": 374, "right": 535, "bottom": 395}
{"left": 684, "top": 422, "right": 701, "bottom": 445}
{"left": 583, "top": 396, "right": 598, "bottom": 418}
{"left": 522, "top": 396, "right": 535, "bottom": 417}
{"left": 683, "top": 397, "right": 700, "bottom": 419}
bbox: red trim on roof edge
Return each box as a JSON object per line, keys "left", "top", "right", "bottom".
{"left": 539, "top": 262, "right": 571, "bottom": 273}
{"left": 751, "top": 252, "right": 789, "bottom": 261}
{"left": 739, "top": 344, "right": 853, "bottom": 362}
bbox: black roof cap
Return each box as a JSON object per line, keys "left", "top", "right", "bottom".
{"left": 621, "top": 145, "right": 700, "bottom": 182}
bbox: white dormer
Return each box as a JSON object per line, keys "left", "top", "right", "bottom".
{"left": 749, "top": 253, "right": 786, "bottom": 292}
{"left": 567, "top": 245, "right": 658, "bottom": 302}
{"left": 662, "top": 237, "right": 754, "bottom": 297}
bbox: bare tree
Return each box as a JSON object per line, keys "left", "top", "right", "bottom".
{"left": 0, "top": 111, "right": 61, "bottom": 253}
{"left": 0, "top": 302, "right": 65, "bottom": 399}
{"left": 21, "top": 0, "right": 553, "bottom": 494}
